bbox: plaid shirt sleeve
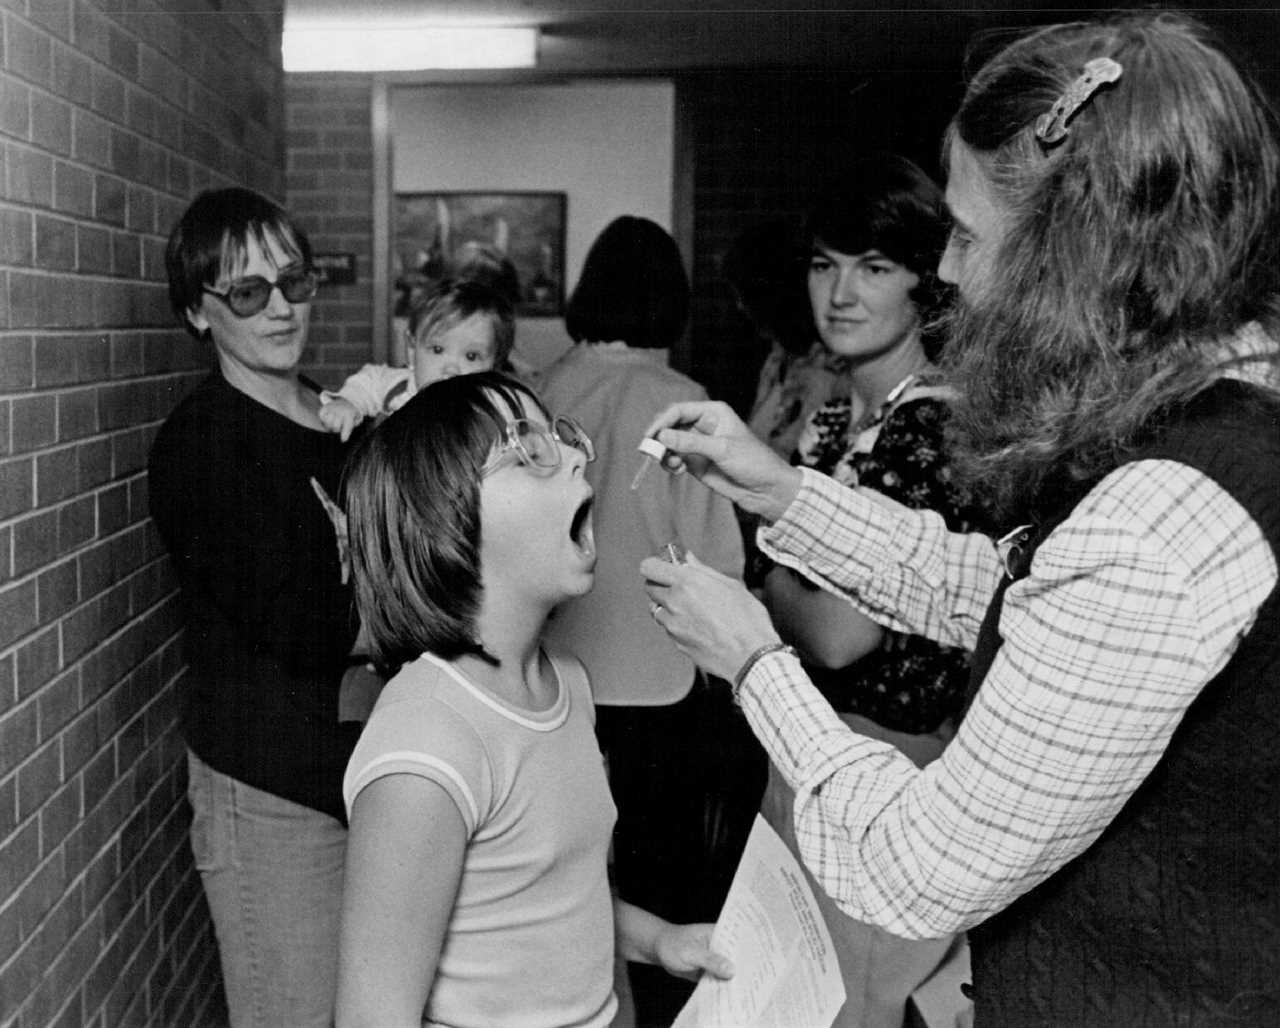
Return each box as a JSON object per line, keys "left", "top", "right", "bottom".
{"left": 759, "top": 468, "right": 1003, "bottom": 651}
{"left": 743, "top": 461, "right": 1276, "bottom": 938}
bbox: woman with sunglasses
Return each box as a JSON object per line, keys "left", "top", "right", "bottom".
{"left": 149, "top": 187, "right": 359, "bottom": 1027}
{"left": 335, "top": 372, "right": 730, "bottom": 1028}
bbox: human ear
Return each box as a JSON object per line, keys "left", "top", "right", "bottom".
{"left": 186, "top": 303, "right": 210, "bottom": 336}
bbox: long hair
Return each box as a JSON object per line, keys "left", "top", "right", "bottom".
{"left": 565, "top": 216, "right": 690, "bottom": 349}
{"left": 941, "top": 11, "right": 1280, "bottom": 521}
{"left": 807, "top": 153, "right": 951, "bottom": 359}
{"left": 343, "top": 372, "right": 544, "bottom": 673}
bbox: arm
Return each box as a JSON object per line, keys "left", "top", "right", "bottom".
{"left": 762, "top": 563, "right": 882, "bottom": 668}
{"left": 324, "top": 364, "right": 411, "bottom": 419}
{"left": 336, "top": 775, "right": 467, "bottom": 1028}
{"left": 735, "top": 462, "right": 1275, "bottom": 937}
{"left": 759, "top": 468, "right": 1000, "bottom": 651}
{"left": 613, "top": 899, "right": 733, "bottom": 982}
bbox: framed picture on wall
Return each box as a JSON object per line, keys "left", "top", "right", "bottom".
{"left": 393, "top": 191, "right": 567, "bottom": 320}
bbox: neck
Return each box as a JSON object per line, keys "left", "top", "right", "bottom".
{"left": 460, "top": 590, "right": 554, "bottom": 705}
{"left": 848, "top": 332, "right": 928, "bottom": 412}
{"left": 218, "top": 359, "right": 317, "bottom": 427}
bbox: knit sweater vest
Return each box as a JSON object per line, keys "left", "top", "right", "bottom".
{"left": 963, "top": 380, "right": 1280, "bottom": 1027}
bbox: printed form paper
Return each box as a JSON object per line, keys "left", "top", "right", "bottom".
{"left": 673, "top": 815, "right": 846, "bottom": 1028}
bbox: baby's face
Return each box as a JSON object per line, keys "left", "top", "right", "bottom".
{"left": 412, "top": 314, "right": 497, "bottom": 387}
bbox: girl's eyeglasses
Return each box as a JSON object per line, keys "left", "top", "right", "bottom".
{"left": 202, "top": 267, "right": 320, "bottom": 318}
{"left": 485, "top": 416, "right": 595, "bottom": 475}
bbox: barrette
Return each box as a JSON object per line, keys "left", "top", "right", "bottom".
{"left": 1034, "top": 56, "right": 1123, "bottom": 146}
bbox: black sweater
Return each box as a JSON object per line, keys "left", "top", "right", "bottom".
{"left": 964, "top": 380, "right": 1280, "bottom": 1026}
{"left": 149, "top": 372, "right": 362, "bottom": 823}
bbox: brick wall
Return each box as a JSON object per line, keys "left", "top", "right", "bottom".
{"left": 0, "top": 1, "right": 285, "bottom": 1025}
{"left": 285, "top": 73, "right": 375, "bottom": 391}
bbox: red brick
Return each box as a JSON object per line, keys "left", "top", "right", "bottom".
{"left": 35, "top": 213, "right": 77, "bottom": 270}
{"left": 96, "top": 482, "right": 127, "bottom": 535}
{"left": 124, "top": 184, "right": 153, "bottom": 233}
{"left": 110, "top": 332, "right": 143, "bottom": 378}
{"left": 6, "top": 16, "right": 53, "bottom": 88}
{"left": 57, "top": 386, "right": 97, "bottom": 440}
{"left": 9, "top": 271, "right": 89, "bottom": 328}
{"left": 17, "top": 740, "right": 61, "bottom": 821}
{"left": 0, "top": 207, "right": 34, "bottom": 265}
{"left": 71, "top": 0, "right": 111, "bottom": 62}
{"left": 35, "top": 555, "right": 77, "bottom": 623}
{"left": 52, "top": 43, "right": 91, "bottom": 107}
{"left": 0, "top": 77, "right": 31, "bottom": 138}
{"left": 53, "top": 159, "right": 94, "bottom": 215}
{"left": 90, "top": 61, "right": 125, "bottom": 120}
{"left": 0, "top": 819, "right": 40, "bottom": 901}
{"left": 78, "top": 436, "right": 111, "bottom": 490}
{"left": 77, "top": 222, "right": 112, "bottom": 273}
{"left": 94, "top": 172, "right": 126, "bottom": 225}
{"left": 57, "top": 493, "right": 95, "bottom": 551}
{"left": 30, "top": 91, "right": 72, "bottom": 155}
{"left": 0, "top": 578, "right": 38, "bottom": 651}
{"left": 12, "top": 394, "right": 57, "bottom": 453}
{"left": 15, "top": 624, "right": 60, "bottom": 699}
{"left": 105, "top": 21, "right": 138, "bottom": 79}
{"left": 110, "top": 126, "right": 140, "bottom": 178}
{"left": 112, "top": 230, "right": 141, "bottom": 278}
{"left": 0, "top": 457, "right": 34, "bottom": 519}
{"left": 6, "top": 145, "right": 52, "bottom": 207}
{"left": 13, "top": 508, "right": 59, "bottom": 576}
{"left": 30, "top": 0, "right": 74, "bottom": 43}
{"left": 40, "top": 780, "right": 80, "bottom": 854}
{"left": 72, "top": 107, "right": 111, "bottom": 168}
{"left": 34, "top": 443, "right": 76, "bottom": 504}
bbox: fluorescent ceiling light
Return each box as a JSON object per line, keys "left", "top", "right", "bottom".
{"left": 283, "top": 24, "right": 538, "bottom": 72}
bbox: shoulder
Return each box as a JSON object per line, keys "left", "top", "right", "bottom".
{"left": 1055, "top": 459, "right": 1272, "bottom": 586}
{"left": 150, "top": 374, "right": 236, "bottom": 473}
{"left": 347, "top": 659, "right": 491, "bottom": 826}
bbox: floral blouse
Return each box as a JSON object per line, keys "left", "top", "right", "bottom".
{"left": 785, "top": 373, "right": 984, "bottom": 733}
{"left": 747, "top": 340, "right": 852, "bottom": 459}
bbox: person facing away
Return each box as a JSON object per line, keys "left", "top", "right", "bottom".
{"left": 638, "top": 11, "right": 1280, "bottom": 1027}
{"left": 537, "top": 215, "right": 752, "bottom": 1026}
{"left": 318, "top": 276, "right": 515, "bottom": 440}
{"left": 757, "top": 155, "right": 982, "bottom": 1028}
{"left": 722, "top": 218, "right": 852, "bottom": 459}
{"left": 148, "top": 187, "right": 360, "bottom": 1027}
{"left": 334, "top": 372, "right": 731, "bottom": 1028}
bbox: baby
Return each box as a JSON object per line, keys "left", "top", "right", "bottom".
{"left": 319, "top": 276, "right": 515, "bottom": 440}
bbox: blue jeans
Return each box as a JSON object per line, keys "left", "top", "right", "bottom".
{"left": 187, "top": 750, "right": 346, "bottom": 1028}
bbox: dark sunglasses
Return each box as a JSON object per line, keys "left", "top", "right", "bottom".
{"left": 202, "top": 267, "right": 320, "bottom": 318}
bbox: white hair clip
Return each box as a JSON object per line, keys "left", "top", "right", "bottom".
{"left": 1034, "top": 56, "right": 1123, "bottom": 146}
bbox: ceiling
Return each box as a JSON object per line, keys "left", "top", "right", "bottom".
{"left": 282, "top": 1, "right": 1275, "bottom": 76}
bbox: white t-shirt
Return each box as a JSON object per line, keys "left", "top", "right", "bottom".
{"left": 344, "top": 649, "right": 619, "bottom": 1028}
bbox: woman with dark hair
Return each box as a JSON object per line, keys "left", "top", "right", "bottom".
{"left": 641, "top": 11, "right": 1280, "bottom": 1026}
{"left": 756, "top": 154, "right": 982, "bottom": 1028}
{"left": 334, "top": 372, "right": 729, "bottom": 1028}
{"left": 723, "top": 219, "right": 850, "bottom": 458}
{"left": 538, "top": 216, "right": 751, "bottom": 1026}
{"left": 149, "top": 187, "right": 361, "bottom": 1026}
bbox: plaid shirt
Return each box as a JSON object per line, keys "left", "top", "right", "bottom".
{"left": 748, "top": 462, "right": 1275, "bottom": 939}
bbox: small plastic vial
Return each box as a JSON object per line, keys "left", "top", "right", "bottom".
{"left": 630, "top": 436, "right": 669, "bottom": 491}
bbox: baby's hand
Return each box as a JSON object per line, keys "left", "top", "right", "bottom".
{"left": 319, "top": 398, "right": 364, "bottom": 442}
